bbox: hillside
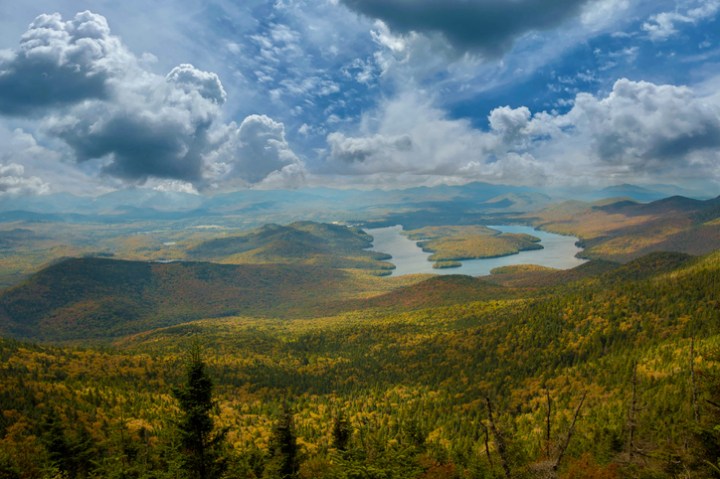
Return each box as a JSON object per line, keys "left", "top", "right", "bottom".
{"left": 1, "top": 249, "right": 719, "bottom": 478}
{"left": 0, "top": 257, "right": 408, "bottom": 341}
{"left": 401, "top": 225, "right": 543, "bottom": 267}
{"left": 3, "top": 192, "right": 720, "bottom": 478}
{"left": 531, "top": 194, "right": 720, "bottom": 262}
{"left": 188, "top": 221, "right": 394, "bottom": 271}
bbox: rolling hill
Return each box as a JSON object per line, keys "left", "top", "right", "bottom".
{"left": 188, "top": 221, "right": 394, "bottom": 271}
{"left": 0, "top": 257, "right": 382, "bottom": 341}
{"left": 2, "top": 247, "right": 719, "bottom": 478}
{"left": 531, "top": 194, "right": 720, "bottom": 262}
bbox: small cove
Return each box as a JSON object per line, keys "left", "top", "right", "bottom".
{"left": 366, "top": 224, "right": 587, "bottom": 277}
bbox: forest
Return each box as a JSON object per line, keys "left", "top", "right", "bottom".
{"left": 1, "top": 246, "right": 720, "bottom": 478}
{"left": 2, "top": 194, "right": 720, "bottom": 478}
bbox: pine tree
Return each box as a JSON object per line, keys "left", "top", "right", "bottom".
{"left": 265, "top": 404, "right": 299, "bottom": 479}
{"left": 40, "top": 409, "right": 73, "bottom": 478}
{"left": 172, "top": 344, "right": 227, "bottom": 479}
{"left": 331, "top": 412, "right": 351, "bottom": 452}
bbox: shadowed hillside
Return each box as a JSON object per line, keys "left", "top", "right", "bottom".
{"left": 0, "top": 257, "right": 374, "bottom": 340}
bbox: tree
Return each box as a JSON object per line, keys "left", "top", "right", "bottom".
{"left": 265, "top": 404, "right": 299, "bottom": 479}
{"left": 40, "top": 409, "right": 73, "bottom": 478}
{"left": 331, "top": 412, "right": 351, "bottom": 452}
{"left": 172, "top": 344, "right": 227, "bottom": 479}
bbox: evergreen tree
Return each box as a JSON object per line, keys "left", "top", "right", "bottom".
{"left": 331, "top": 412, "right": 351, "bottom": 452}
{"left": 40, "top": 409, "right": 74, "bottom": 478}
{"left": 265, "top": 404, "right": 299, "bottom": 479}
{"left": 172, "top": 345, "right": 227, "bottom": 479}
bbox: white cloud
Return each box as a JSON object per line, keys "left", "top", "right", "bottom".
{"left": 0, "top": 11, "right": 133, "bottom": 115}
{"left": 166, "top": 63, "right": 227, "bottom": 104}
{"left": 327, "top": 132, "right": 412, "bottom": 167}
{"left": 324, "top": 92, "right": 499, "bottom": 178}
{"left": 149, "top": 179, "right": 199, "bottom": 195}
{"left": 488, "top": 106, "right": 532, "bottom": 144}
{"left": 565, "top": 78, "right": 720, "bottom": 167}
{"left": 0, "top": 162, "right": 50, "bottom": 196}
{"left": 0, "top": 11, "right": 306, "bottom": 191}
{"left": 643, "top": 0, "right": 720, "bottom": 41}
{"left": 205, "top": 114, "right": 306, "bottom": 187}
{"left": 322, "top": 78, "right": 720, "bottom": 188}
{"left": 580, "top": 0, "right": 630, "bottom": 29}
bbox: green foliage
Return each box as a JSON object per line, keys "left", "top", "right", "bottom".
{"left": 402, "top": 225, "right": 543, "bottom": 267}
{"left": 265, "top": 405, "right": 299, "bottom": 479}
{"left": 1, "top": 248, "right": 720, "bottom": 478}
{"left": 172, "top": 345, "right": 228, "bottom": 479}
{"left": 187, "top": 221, "right": 393, "bottom": 272}
{"left": 332, "top": 413, "right": 351, "bottom": 452}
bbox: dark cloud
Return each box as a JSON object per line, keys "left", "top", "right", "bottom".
{"left": 340, "top": 0, "right": 593, "bottom": 57}
{"left": 0, "top": 11, "right": 126, "bottom": 115}
{"left": 43, "top": 60, "right": 227, "bottom": 183}
{"left": 50, "top": 103, "right": 212, "bottom": 182}
{"left": 0, "top": 11, "right": 302, "bottom": 187}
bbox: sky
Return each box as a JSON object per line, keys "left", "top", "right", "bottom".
{"left": 0, "top": 0, "right": 719, "bottom": 197}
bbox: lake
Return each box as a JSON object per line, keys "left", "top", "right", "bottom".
{"left": 365, "top": 225, "right": 586, "bottom": 277}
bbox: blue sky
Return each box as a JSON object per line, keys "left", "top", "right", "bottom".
{"left": 0, "top": 0, "right": 719, "bottom": 196}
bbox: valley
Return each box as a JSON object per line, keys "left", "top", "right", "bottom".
{"left": 1, "top": 184, "right": 720, "bottom": 479}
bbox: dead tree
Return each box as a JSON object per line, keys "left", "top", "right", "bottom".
{"left": 486, "top": 396, "right": 512, "bottom": 479}
{"left": 627, "top": 361, "right": 638, "bottom": 461}
{"left": 553, "top": 391, "right": 587, "bottom": 472}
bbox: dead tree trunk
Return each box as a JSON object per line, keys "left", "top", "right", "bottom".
{"left": 628, "top": 361, "right": 638, "bottom": 461}
{"left": 553, "top": 391, "right": 586, "bottom": 472}
{"left": 486, "top": 396, "right": 512, "bottom": 479}
{"left": 691, "top": 336, "right": 700, "bottom": 424}
{"left": 545, "top": 389, "right": 553, "bottom": 460}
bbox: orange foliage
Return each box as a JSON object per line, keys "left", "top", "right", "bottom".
{"left": 562, "top": 453, "right": 619, "bottom": 479}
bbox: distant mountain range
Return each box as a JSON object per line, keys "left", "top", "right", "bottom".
{"left": 1, "top": 182, "right": 705, "bottom": 224}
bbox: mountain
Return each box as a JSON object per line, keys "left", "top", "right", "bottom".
{"left": 188, "top": 221, "right": 393, "bottom": 270}
{"left": 3, "top": 247, "right": 719, "bottom": 478}
{"left": 532, "top": 194, "right": 720, "bottom": 262}
{"left": 339, "top": 274, "right": 510, "bottom": 311}
{"left": 0, "top": 257, "right": 361, "bottom": 341}
{"left": 597, "top": 183, "right": 669, "bottom": 202}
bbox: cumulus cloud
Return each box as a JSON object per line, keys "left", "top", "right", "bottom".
{"left": 0, "top": 11, "right": 131, "bottom": 115}
{"left": 166, "top": 63, "right": 227, "bottom": 104}
{"left": 340, "top": 0, "right": 593, "bottom": 57}
{"left": 0, "top": 11, "right": 301, "bottom": 190}
{"left": 205, "top": 114, "right": 306, "bottom": 187}
{"left": 0, "top": 162, "right": 50, "bottom": 196}
{"left": 488, "top": 106, "right": 532, "bottom": 144}
{"left": 323, "top": 79, "right": 720, "bottom": 187}
{"left": 489, "top": 78, "right": 720, "bottom": 185}
{"left": 44, "top": 62, "right": 224, "bottom": 182}
{"left": 565, "top": 79, "right": 720, "bottom": 168}
{"left": 327, "top": 132, "right": 412, "bottom": 165}
{"left": 323, "top": 92, "right": 505, "bottom": 179}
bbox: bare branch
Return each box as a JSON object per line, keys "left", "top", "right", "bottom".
{"left": 554, "top": 391, "right": 587, "bottom": 471}
{"left": 486, "top": 396, "right": 512, "bottom": 479}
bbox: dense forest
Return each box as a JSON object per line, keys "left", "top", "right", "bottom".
{"left": 1, "top": 248, "right": 720, "bottom": 478}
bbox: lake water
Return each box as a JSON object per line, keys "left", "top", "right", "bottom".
{"left": 365, "top": 225, "right": 586, "bottom": 277}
